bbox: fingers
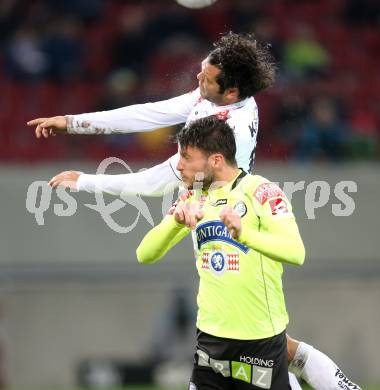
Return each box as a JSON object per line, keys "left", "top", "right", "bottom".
{"left": 48, "top": 171, "right": 80, "bottom": 190}
{"left": 27, "top": 117, "right": 53, "bottom": 139}
{"left": 220, "top": 207, "right": 241, "bottom": 239}
{"left": 174, "top": 202, "right": 203, "bottom": 229}
{"left": 39, "top": 118, "right": 58, "bottom": 139}
{"left": 27, "top": 116, "right": 66, "bottom": 138}
{"left": 27, "top": 118, "right": 46, "bottom": 126}
{"left": 27, "top": 118, "right": 47, "bottom": 139}
{"left": 174, "top": 205, "right": 186, "bottom": 225}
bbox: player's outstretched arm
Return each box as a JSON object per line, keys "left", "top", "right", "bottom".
{"left": 48, "top": 155, "right": 182, "bottom": 197}
{"left": 27, "top": 116, "right": 68, "bottom": 138}
{"left": 28, "top": 90, "right": 200, "bottom": 138}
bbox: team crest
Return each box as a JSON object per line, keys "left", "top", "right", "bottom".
{"left": 202, "top": 251, "right": 240, "bottom": 273}
{"left": 233, "top": 201, "right": 247, "bottom": 217}
{"left": 209, "top": 251, "right": 227, "bottom": 275}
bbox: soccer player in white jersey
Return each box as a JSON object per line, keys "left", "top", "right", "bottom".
{"left": 28, "top": 32, "right": 360, "bottom": 390}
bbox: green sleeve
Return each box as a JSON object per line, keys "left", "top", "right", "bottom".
{"left": 136, "top": 215, "right": 191, "bottom": 264}
{"left": 238, "top": 216, "right": 305, "bottom": 266}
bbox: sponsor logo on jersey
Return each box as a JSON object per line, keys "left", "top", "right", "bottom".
{"left": 210, "top": 198, "right": 227, "bottom": 207}
{"left": 202, "top": 251, "right": 240, "bottom": 273}
{"left": 335, "top": 369, "right": 361, "bottom": 390}
{"left": 194, "top": 349, "right": 272, "bottom": 388}
{"left": 269, "top": 198, "right": 289, "bottom": 216}
{"left": 239, "top": 356, "right": 274, "bottom": 367}
{"left": 253, "top": 183, "right": 285, "bottom": 205}
{"left": 196, "top": 220, "right": 249, "bottom": 253}
{"left": 216, "top": 110, "right": 230, "bottom": 120}
{"left": 233, "top": 201, "right": 247, "bottom": 217}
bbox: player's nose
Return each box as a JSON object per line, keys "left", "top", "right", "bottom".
{"left": 197, "top": 71, "right": 203, "bottom": 81}
{"left": 176, "top": 159, "right": 184, "bottom": 171}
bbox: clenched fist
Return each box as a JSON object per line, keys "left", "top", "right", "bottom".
{"left": 219, "top": 206, "right": 242, "bottom": 239}
{"left": 174, "top": 202, "right": 204, "bottom": 229}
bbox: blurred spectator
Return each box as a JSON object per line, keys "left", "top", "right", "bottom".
{"left": 346, "top": 109, "right": 379, "bottom": 160}
{"left": 233, "top": 0, "right": 265, "bottom": 32}
{"left": 97, "top": 69, "right": 140, "bottom": 152}
{"left": 252, "top": 17, "right": 283, "bottom": 64}
{"left": 150, "top": 288, "right": 195, "bottom": 363}
{"left": 283, "top": 24, "right": 330, "bottom": 82}
{"left": 274, "top": 94, "right": 307, "bottom": 154}
{"left": 296, "top": 97, "right": 348, "bottom": 162}
{"left": 97, "top": 69, "right": 140, "bottom": 110}
{"left": 344, "top": 0, "right": 380, "bottom": 26}
{"left": 145, "top": 33, "right": 205, "bottom": 97}
{"left": 0, "top": 0, "right": 24, "bottom": 44}
{"left": 112, "top": 6, "right": 151, "bottom": 76}
{"left": 41, "top": 0, "right": 104, "bottom": 22}
{"left": 43, "top": 17, "right": 84, "bottom": 81}
{"left": 0, "top": 0, "right": 379, "bottom": 162}
{"left": 4, "top": 25, "right": 48, "bottom": 80}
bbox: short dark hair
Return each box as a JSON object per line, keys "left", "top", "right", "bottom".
{"left": 208, "top": 31, "right": 276, "bottom": 99}
{"left": 176, "top": 116, "right": 237, "bottom": 165}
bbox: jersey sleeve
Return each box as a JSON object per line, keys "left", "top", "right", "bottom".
{"left": 66, "top": 89, "right": 200, "bottom": 135}
{"left": 238, "top": 178, "right": 305, "bottom": 266}
{"left": 77, "top": 154, "right": 181, "bottom": 197}
{"left": 136, "top": 215, "right": 191, "bottom": 264}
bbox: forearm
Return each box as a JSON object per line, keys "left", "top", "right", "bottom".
{"left": 66, "top": 91, "right": 198, "bottom": 135}
{"left": 77, "top": 155, "right": 181, "bottom": 197}
{"left": 238, "top": 222, "right": 305, "bottom": 266}
{"left": 136, "top": 216, "right": 191, "bottom": 264}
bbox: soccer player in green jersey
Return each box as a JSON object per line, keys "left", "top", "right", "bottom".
{"left": 137, "top": 116, "right": 305, "bottom": 389}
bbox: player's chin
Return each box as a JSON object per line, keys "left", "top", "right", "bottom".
{"left": 182, "top": 177, "right": 193, "bottom": 190}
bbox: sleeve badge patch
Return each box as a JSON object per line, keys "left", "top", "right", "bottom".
{"left": 253, "top": 182, "right": 285, "bottom": 205}
{"left": 269, "top": 198, "right": 289, "bottom": 216}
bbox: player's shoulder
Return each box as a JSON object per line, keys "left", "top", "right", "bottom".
{"left": 187, "top": 87, "right": 202, "bottom": 104}
{"left": 240, "top": 174, "right": 286, "bottom": 202}
{"left": 239, "top": 174, "right": 267, "bottom": 190}
{"left": 240, "top": 174, "right": 294, "bottom": 218}
{"left": 227, "top": 97, "right": 258, "bottom": 124}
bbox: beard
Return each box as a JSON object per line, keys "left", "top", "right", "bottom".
{"left": 182, "top": 170, "right": 213, "bottom": 190}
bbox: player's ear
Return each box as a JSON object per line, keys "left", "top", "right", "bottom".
{"left": 225, "top": 87, "right": 239, "bottom": 101}
{"left": 211, "top": 153, "right": 224, "bottom": 168}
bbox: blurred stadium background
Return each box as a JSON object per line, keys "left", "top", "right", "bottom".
{"left": 0, "top": 0, "right": 379, "bottom": 388}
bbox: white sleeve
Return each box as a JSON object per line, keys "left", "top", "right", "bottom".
{"left": 66, "top": 89, "right": 200, "bottom": 135}
{"left": 77, "top": 154, "right": 181, "bottom": 197}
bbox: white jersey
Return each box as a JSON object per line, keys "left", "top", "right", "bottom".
{"left": 68, "top": 88, "right": 259, "bottom": 196}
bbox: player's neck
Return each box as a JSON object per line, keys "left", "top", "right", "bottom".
{"left": 217, "top": 96, "right": 241, "bottom": 106}
{"left": 212, "top": 166, "right": 240, "bottom": 188}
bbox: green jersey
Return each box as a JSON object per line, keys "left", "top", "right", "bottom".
{"left": 137, "top": 171, "right": 305, "bottom": 340}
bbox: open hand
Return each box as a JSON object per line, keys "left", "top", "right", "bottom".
{"left": 48, "top": 171, "right": 82, "bottom": 190}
